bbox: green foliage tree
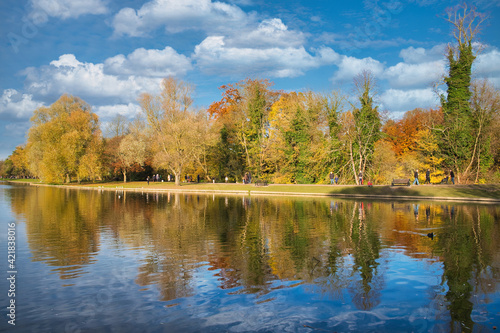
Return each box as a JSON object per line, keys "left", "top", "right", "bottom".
{"left": 440, "top": 3, "right": 487, "bottom": 183}
{"left": 208, "top": 79, "right": 279, "bottom": 182}
{"left": 350, "top": 71, "right": 381, "bottom": 184}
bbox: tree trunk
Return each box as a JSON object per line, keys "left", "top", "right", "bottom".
{"left": 123, "top": 170, "right": 127, "bottom": 183}
{"left": 175, "top": 173, "right": 181, "bottom": 186}
{"left": 349, "top": 145, "right": 358, "bottom": 185}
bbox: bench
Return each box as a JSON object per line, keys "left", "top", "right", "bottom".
{"left": 440, "top": 176, "right": 448, "bottom": 184}
{"left": 254, "top": 179, "right": 268, "bottom": 186}
{"left": 391, "top": 178, "right": 410, "bottom": 186}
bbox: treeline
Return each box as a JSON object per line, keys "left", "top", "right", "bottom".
{"left": 1, "top": 74, "right": 499, "bottom": 185}
{"left": 1, "top": 5, "right": 499, "bottom": 185}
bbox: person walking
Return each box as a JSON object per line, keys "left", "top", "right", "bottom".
{"left": 329, "top": 172, "right": 334, "bottom": 185}
{"left": 450, "top": 170, "right": 455, "bottom": 185}
{"left": 425, "top": 169, "right": 431, "bottom": 184}
{"left": 334, "top": 174, "right": 339, "bottom": 185}
{"left": 413, "top": 169, "right": 419, "bottom": 185}
{"left": 358, "top": 170, "right": 363, "bottom": 185}
{"left": 147, "top": 176, "right": 150, "bottom": 185}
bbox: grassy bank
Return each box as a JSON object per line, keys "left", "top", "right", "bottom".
{"left": 3, "top": 179, "right": 499, "bottom": 202}
{"left": 66, "top": 181, "right": 500, "bottom": 202}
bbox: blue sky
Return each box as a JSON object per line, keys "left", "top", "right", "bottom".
{"left": 1, "top": 0, "right": 500, "bottom": 159}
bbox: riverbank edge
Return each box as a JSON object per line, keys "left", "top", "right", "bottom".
{"left": 5, "top": 180, "right": 500, "bottom": 204}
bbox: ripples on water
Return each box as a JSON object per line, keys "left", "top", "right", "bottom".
{"left": 0, "top": 184, "right": 499, "bottom": 332}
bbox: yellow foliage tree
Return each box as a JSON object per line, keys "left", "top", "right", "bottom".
{"left": 26, "top": 95, "right": 103, "bottom": 183}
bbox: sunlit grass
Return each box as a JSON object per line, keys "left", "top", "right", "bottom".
{"left": 3, "top": 178, "right": 499, "bottom": 200}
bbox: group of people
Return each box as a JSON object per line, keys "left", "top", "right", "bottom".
{"left": 413, "top": 169, "right": 455, "bottom": 185}
{"left": 147, "top": 174, "right": 177, "bottom": 184}
{"left": 329, "top": 172, "right": 339, "bottom": 185}
{"left": 146, "top": 174, "right": 161, "bottom": 184}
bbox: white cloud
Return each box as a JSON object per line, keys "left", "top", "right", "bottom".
{"left": 383, "top": 60, "right": 445, "bottom": 88}
{"left": 227, "top": 18, "right": 305, "bottom": 49}
{"left": 95, "top": 103, "right": 142, "bottom": 120}
{"left": 29, "top": 0, "right": 108, "bottom": 22}
{"left": 50, "top": 53, "right": 81, "bottom": 67}
{"left": 193, "top": 36, "right": 337, "bottom": 78}
{"left": 331, "top": 55, "right": 384, "bottom": 82}
{"left": 380, "top": 88, "right": 440, "bottom": 114}
{"left": 399, "top": 44, "right": 446, "bottom": 64}
{"left": 22, "top": 54, "right": 162, "bottom": 104}
{"left": 112, "top": 0, "right": 249, "bottom": 37}
{"left": 474, "top": 48, "right": 500, "bottom": 77}
{"left": 104, "top": 47, "right": 192, "bottom": 77}
{"left": 0, "top": 89, "right": 43, "bottom": 120}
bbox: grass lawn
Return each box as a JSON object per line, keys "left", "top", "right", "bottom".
{"left": 3, "top": 179, "right": 499, "bottom": 201}
{"left": 60, "top": 180, "right": 500, "bottom": 201}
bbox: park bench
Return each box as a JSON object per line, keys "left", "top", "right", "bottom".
{"left": 254, "top": 179, "right": 268, "bottom": 186}
{"left": 440, "top": 176, "right": 449, "bottom": 184}
{"left": 391, "top": 178, "right": 410, "bottom": 186}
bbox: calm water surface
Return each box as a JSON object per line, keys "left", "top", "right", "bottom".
{"left": 0, "top": 183, "right": 499, "bottom": 332}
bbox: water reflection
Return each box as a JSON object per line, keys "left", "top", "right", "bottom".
{"left": 5, "top": 184, "right": 500, "bottom": 332}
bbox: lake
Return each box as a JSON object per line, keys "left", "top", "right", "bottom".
{"left": 0, "top": 183, "right": 499, "bottom": 332}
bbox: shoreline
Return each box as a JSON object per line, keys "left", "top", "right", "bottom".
{"left": 3, "top": 180, "right": 500, "bottom": 204}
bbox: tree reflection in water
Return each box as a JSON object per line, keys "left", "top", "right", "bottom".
{"left": 7, "top": 185, "right": 500, "bottom": 331}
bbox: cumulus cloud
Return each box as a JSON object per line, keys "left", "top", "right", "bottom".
{"left": 103, "top": 47, "right": 192, "bottom": 77}
{"left": 193, "top": 36, "right": 338, "bottom": 78}
{"left": 379, "top": 88, "right": 440, "bottom": 114}
{"left": 399, "top": 44, "right": 446, "bottom": 64}
{"left": 474, "top": 48, "right": 500, "bottom": 78}
{"left": 227, "top": 18, "right": 305, "bottom": 49}
{"left": 29, "top": 0, "right": 108, "bottom": 22}
{"left": 1, "top": 89, "right": 43, "bottom": 120}
{"left": 383, "top": 60, "right": 445, "bottom": 88}
{"left": 22, "top": 54, "right": 162, "bottom": 104}
{"left": 95, "top": 103, "right": 142, "bottom": 120}
{"left": 112, "top": 0, "right": 248, "bottom": 37}
{"left": 331, "top": 55, "right": 384, "bottom": 82}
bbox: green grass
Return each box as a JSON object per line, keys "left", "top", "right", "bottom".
{"left": 3, "top": 179, "right": 499, "bottom": 201}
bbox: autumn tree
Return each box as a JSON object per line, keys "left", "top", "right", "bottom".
{"left": 117, "top": 133, "right": 147, "bottom": 183}
{"left": 207, "top": 84, "right": 246, "bottom": 181}
{"left": 208, "top": 79, "right": 279, "bottom": 181}
{"left": 9, "top": 146, "right": 30, "bottom": 178}
{"left": 26, "top": 95, "right": 103, "bottom": 183}
{"left": 140, "top": 77, "right": 213, "bottom": 186}
{"left": 105, "top": 114, "right": 130, "bottom": 137}
{"left": 237, "top": 79, "right": 279, "bottom": 179}
{"left": 265, "top": 91, "right": 340, "bottom": 184}
{"left": 190, "top": 111, "right": 220, "bottom": 180}
{"left": 467, "top": 79, "right": 500, "bottom": 182}
{"left": 267, "top": 92, "right": 307, "bottom": 183}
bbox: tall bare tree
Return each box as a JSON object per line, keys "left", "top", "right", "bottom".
{"left": 140, "top": 77, "right": 215, "bottom": 186}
